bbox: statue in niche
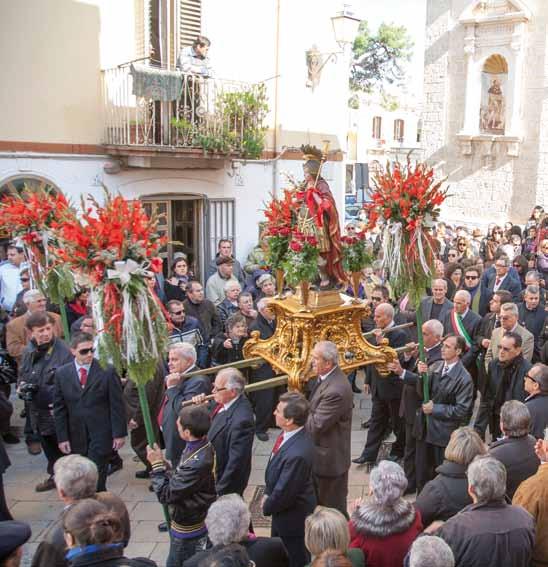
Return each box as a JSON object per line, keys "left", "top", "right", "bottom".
{"left": 480, "top": 76, "right": 506, "bottom": 134}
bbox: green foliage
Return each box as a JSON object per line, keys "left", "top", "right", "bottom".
{"left": 282, "top": 243, "right": 319, "bottom": 287}
{"left": 171, "top": 84, "right": 268, "bottom": 159}
{"left": 342, "top": 240, "right": 374, "bottom": 273}
{"left": 46, "top": 264, "right": 77, "bottom": 306}
{"left": 266, "top": 235, "right": 289, "bottom": 272}
{"left": 351, "top": 21, "right": 413, "bottom": 93}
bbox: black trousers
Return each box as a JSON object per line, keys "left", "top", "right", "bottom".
{"left": 87, "top": 450, "right": 109, "bottom": 492}
{"left": 0, "top": 476, "right": 12, "bottom": 521}
{"left": 403, "top": 422, "right": 417, "bottom": 492}
{"left": 360, "top": 397, "right": 404, "bottom": 461}
{"left": 40, "top": 434, "right": 63, "bottom": 476}
{"left": 313, "top": 471, "right": 348, "bottom": 519}
{"left": 0, "top": 384, "right": 11, "bottom": 434}
{"left": 416, "top": 441, "right": 445, "bottom": 492}
{"left": 271, "top": 525, "right": 309, "bottom": 567}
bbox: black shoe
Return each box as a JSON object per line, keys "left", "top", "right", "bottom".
{"left": 135, "top": 469, "right": 150, "bottom": 479}
{"left": 107, "top": 460, "right": 123, "bottom": 476}
{"left": 351, "top": 383, "right": 362, "bottom": 394}
{"left": 149, "top": 484, "right": 154, "bottom": 492}
{"left": 2, "top": 432, "right": 20, "bottom": 444}
{"left": 360, "top": 419, "right": 371, "bottom": 430}
{"left": 352, "top": 455, "right": 375, "bottom": 465}
{"left": 256, "top": 432, "right": 269, "bottom": 442}
{"left": 158, "top": 521, "right": 168, "bottom": 532}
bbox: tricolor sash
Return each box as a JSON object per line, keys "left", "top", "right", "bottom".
{"left": 450, "top": 310, "right": 472, "bottom": 349}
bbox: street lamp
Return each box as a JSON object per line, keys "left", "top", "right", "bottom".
{"left": 305, "top": 6, "right": 361, "bottom": 90}
{"left": 331, "top": 6, "right": 361, "bottom": 49}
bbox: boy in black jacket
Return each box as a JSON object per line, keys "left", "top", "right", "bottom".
{"left": 147, "top": 405, "right": 217, "bottom": 565}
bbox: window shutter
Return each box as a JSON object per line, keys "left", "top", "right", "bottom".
{"left": 135, "top": 0, "right": 152, "bottom": 60}
{"left": 178, "top": 0, "right": 202, "bottom": 49}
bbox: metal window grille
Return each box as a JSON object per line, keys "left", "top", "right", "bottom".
{"left": 206, "top": 199, "right": 235, "bottom": 265}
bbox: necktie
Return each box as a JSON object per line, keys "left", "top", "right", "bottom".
{"left": 211, "top": 403, "right": 224, "bottom": 417}
{"left": 157, "top": 395, "right": 168, "bottom": 428}
{"left": 495, "top": 277, "right": 501, "bottom": 287}
{"left": 442, "top": 365, "right": 449, "bottom": 376}
{"left": 272, "top": 433, "right": 284, "bottom": 455}
{"left": 79, "top": 367, "right": 87, "bottom": 388}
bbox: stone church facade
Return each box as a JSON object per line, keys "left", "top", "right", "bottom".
{"left": 423, "top": 0, "right": 548, "bottom": 227}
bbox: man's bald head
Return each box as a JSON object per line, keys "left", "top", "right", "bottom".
{"left": 374, "top": 302, "right": 394, "bottom": 329}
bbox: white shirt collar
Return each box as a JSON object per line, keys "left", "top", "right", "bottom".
{"left": 442, "top": 360, "right": 458, "bottom": 374}
{"left": 319, "top": 366, "right": 337, "bottom": 382}
{"left": 425, "top": 342, "right": 441, "bottom": 352}
{"left": 280, "top": 426, "right": 303, "bottom": 447}
{"left": 74, "top": 360, "right": 91, "bottom": 374}
{"left": 222, "top": 395, "right": 240, "bottom": 412}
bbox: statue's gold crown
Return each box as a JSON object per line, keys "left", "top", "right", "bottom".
{"left": 300, "top": 144, "right": 323, "bottom": 162}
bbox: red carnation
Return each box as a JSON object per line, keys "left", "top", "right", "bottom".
{"left": 289, "top": 240, "right": 303, "bottom": 252}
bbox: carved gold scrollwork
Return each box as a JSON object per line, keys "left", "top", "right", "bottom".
{"left": 243, "top": 296, "right": 397, "bottom": 391}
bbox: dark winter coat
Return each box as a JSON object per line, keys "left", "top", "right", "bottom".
{"left": 414, "top": 460, "right": 472, "bottom": 527}
{"left": 526, "top": 393, "right": 548, "bottom": 440}
{"left": 437, "top": 501, "right": 535, "bottom": 567}
{"left": 489, "top": 435, "right": 540, "bottom": 499}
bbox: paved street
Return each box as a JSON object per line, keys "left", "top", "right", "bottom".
{"left": 6, "top": 381, "right": 375, "bottom": 566}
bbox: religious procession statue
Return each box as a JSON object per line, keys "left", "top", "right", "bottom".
{"left": 295, "top": 145, "right": 347, "bottom": 289}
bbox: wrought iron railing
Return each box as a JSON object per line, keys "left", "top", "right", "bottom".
{"left": 102, "top": 65, "right": 267, "bottom": 158}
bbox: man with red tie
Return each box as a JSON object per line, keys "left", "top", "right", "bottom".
{"left": 262, "top": 392, "right": 316, "bottom": 567}
{"left": 53, "top": 332, "right": 127, "bottom": 491}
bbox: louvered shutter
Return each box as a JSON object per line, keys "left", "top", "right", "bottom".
{"left": 178, "top": 0, "right": 202, "bottom": 49}
{"left": 135, "top": 0, "right": 152, "bottom": 60}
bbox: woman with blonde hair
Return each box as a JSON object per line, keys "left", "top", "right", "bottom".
{"left": 415, "top": 426, "right": 487, "bottom": 527}
{"left": 305, "top": 506, "right": 364, "bottom": 567}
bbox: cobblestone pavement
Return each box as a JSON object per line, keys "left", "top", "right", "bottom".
{"left": 6, "top": 380, "right": 375, "bottom": 566}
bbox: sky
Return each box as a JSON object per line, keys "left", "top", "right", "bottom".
{"left": 352, "top": 0, "right": 428, "bottom": 101}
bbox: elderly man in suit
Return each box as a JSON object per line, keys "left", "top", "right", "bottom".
{"left": 479, "top": 255, "right": 522, "bottom": 316}
{"left": 158, "top": 343, "right": 210, "bottom": 466}
{"left": 486, "top": 303, "right": 534, "bottom": 368}
{"left": 306, "top": 340, "right": 353, "bottom": 517}
{"left": 53, "top": 332, "right": 127, "bottom": 492}
{"left": 354, "top": 303, "right": 409, "bottom": 466}
{"left": 262, "top": 392, "right": 316, "bottom": 567}
{"left": 524, "top": 362, "right": 548, "bottom": 439}
{"left": 418, "top": 334, "right": 473, "bottom": 484}
{"left": 420, "top": 279, "right": 453, "bottom": 323}
{"left": 388, "top": 319, "right": 444, "bottom": 493}
{"left": 194, "top": 368, "right": 255, "bottom": 496}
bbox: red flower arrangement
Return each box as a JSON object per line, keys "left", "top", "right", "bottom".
{"left": 282, "top": 230, "right": 319, "bottom": 286}
{"left": 341, "top": 230, "right": 373, "bottom": 274}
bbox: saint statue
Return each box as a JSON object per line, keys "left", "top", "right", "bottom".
{"left": 295, "top": 145, "right": 346, "bottom": 288}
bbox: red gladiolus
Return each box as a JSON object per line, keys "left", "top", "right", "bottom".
{"left": 150, "top": 257, "right": 164, "bottom": 273}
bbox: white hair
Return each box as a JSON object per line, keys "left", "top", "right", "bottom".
{"left": 54, "top": 455, "right": 98, "bottom": 500}
{"left": 23, "top": 289, "right": 45, "bottom": 304}
{"left": 256, "top": 297, "right": 271, "bottom": 312}
{"left": 500, "top": 302, "right": 518, "bottom": 317}
{"left": 454, "top": 289, "right": 471, "bottom": 304}
{"left": 409, "top": 536, "right": 455, "bottom": 567}
{"left": 432, "top": 278, "right": 448, "bottom": 290}
{"left": 369, "top": 460, "right": 408, "bottom": 506}
{"left": 315, "top": 341, "right": 339, "bottom": 365}
{"left": 467, "top": 455, "right": 506, "bottom": 503}
{"left": 217, "top": 368, "right": 245, "bottom": 394}
{"left": 168, "top": 342, "right": 197, "bottom": 364}
{"left": 224, "top": 280, "right": 241, "bottom": 293}
{"left": 423, "top": 319, "right": 444, "bottom": 338}
{"left": 205, "top": 494, "right": 250, "bottom": 545}
{"left": 376, "top": 302, "right": 395, "bottom": 320}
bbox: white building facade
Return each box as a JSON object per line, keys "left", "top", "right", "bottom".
{"left": 423, "top": 0, "right": 548, "bottom": 227}
{"left": 0, "top": 0, "right": 357, "bottom": 279}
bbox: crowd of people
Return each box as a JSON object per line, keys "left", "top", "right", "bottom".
{"left": 0, "top": 204, "right": 546, "bottom": 567}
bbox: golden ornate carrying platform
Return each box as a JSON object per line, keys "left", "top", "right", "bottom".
{"left": 243, "top": 290, "right": 398, "bottom": 390}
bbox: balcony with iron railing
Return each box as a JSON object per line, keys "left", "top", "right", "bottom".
{"left": 101, "top": 64, "right": 268, "bottom": 163}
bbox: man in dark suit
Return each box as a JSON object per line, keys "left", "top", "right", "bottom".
{"left": 197, "top": 368, "right": 255, "bottom": 496}
{"left": 249, "top": 298, "right": 281, "bottom": 442}
{"left": 524, "top": 362, "right": 548, "bottom": 439}
{"left": 420, "top": 279, "right": 453, "bottom": 323}
{"left": 354, "top": 303, "right": 409, "bottom": 466}
{"left": 388, "top": 318, "right": 443, "bottom": 493}
{"left": 518, "top": 285, "right": 547, "bottom": 362}
{"left": 53, "top": 332, "right": 127, "bottom": 492}
{"left": 419, "top": 334, "right": 473, "bottom": 484}
{"left": 159, "top": 342, "right": 210, "bottom": 465}
{"left": 263, "top": 392, "right": 316, "bottom": 567}
{"left": 479, "top": 255, "right": 522, "bottom": 316}
{"left": 306, "top": 340, "right": 353, "bottom": 517}
{"left": 443, "top": 290, "right": 482, "bottom": 393}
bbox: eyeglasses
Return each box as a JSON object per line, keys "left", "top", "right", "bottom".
{"left": 524, "top": 373, "right": 538, "bottom": 383}
{"left": 493, "top": 231, "right": 503, "bottom": 235}
{"left": 448, "top": 253, "right": 457, "bottom": 257}
{"left": 513, "top": 264, "right": 521, "bottom": 268}
{"left": 465, "top": 275, "right": 479, "bottom": 280}
{"left": 20, "top": 277, "right": 30, "bottom": 282}
{"left": 77, "top": 347, "right": 95, "bottom": 355}
{"left": 213, "top": 385, "right": 227, "bottom": 392}
{"left": 458, "top": 243, "right": 466, "bottom": 247}
{"left": 170, "top": 310, "right": 185, "bottom": 316}
{"left": 371, "top": 296, "right": 382, "bottom": 302}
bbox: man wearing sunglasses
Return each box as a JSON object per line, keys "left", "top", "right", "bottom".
{"left": 524, "top": 363, "right": 548, "bottom": 440}
{"left": 478, "top": 255, "right": 521, "bottom": 316}
{"left": 53, "top": 332, "right": 127, "bottom": 492}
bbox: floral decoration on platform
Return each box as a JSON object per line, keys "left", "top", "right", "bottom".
{"left": 341, "top": 229, "right": 373, "bottom": 274}
{"left": 282, "top": 231, "right": 319, "bottom": 287}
